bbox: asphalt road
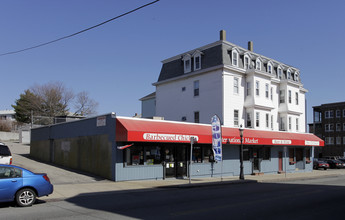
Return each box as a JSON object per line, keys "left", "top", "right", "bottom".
{"left": 2, "top": 176, "right": 345, "bottom": 220}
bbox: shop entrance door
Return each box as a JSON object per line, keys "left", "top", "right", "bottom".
{"left": 296, "top": 148, "right": 305, "bottom": 170}
{"left": 252, "top": 148, "right": 261, "bottom": 173}
{"left": 164, "top": 146, "right": 187, "bottom": 178}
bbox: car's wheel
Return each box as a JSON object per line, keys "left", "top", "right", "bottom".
{"left": 15, "top": 188, "right": 36, "bottom": 207}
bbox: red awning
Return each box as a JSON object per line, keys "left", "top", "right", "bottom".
{"left": 116, "top": 117, "right": 324, "bottom": 147}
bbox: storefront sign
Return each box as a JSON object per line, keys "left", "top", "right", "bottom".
{"left": 143, "top": 133, "right": 198, "bottom": 142}
{"left": 305, "top": 141, "right": 320, "bottom": 146}
{"left": 211, "top": 115, "right": 222, "bottom": 162}
{"left": 97, "top": 116, "right": 106, "bottom": 127}
{"left": 272, "top": 139, "right": 292, "bottom": 145}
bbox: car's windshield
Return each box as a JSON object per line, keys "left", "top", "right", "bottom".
{"left": 0, "top": 145, "right": 11, "bottom": 156}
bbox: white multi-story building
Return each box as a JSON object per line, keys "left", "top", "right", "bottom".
{"left": 151, "top": 30, "right": 307, "bottom": 133}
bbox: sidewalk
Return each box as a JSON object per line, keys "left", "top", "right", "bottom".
{"left": 47, "top": 169, "right": 345, "bottom": 201}
{"left": 4, "top": 141, "right": 345, "bottom": 202}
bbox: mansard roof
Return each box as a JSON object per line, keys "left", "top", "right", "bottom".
{"left": 156, "top": 39, "right": 299, "bottom": 84}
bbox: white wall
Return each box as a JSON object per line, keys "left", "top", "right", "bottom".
{"left": 156, "top": 70, "right": 223, "bottom": 124}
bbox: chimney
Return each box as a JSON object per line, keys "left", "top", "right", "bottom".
{"left": 248, "top": 41, "right": 253, "bottom": 51}
{"left": 220, "top": 30, "right": 226, "bottom": 41}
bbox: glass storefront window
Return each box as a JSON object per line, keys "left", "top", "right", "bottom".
{"left": 203, "top": 146, "right": 214, "bottom": 163}
{"left": 125, "top": 145, "right": 162, "bottom": 166}
{"left": 145, "top": 146, "right": 162, "bottom": 165}
{"left": 126, "top": 146, "right": 144, "bottom": 166}
{"left": 193, "top": 146, "right": 202, "bottom": 163}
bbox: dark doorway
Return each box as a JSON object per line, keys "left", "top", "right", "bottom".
{"left": 164, "top": 145, "right": 187, "bottom": 178}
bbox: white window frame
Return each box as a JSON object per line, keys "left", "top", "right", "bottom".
{"left": 278, "top": 66, "right": 282, "bottom": 79}
{"left": 294, "top": 72, "right": 299, "bottom": 82}
{"left": 244, "top": 55, "right": 250, "bottom": 70}
{"left": 295, "top": 92, "right": 299, "bottom": 105}
{"left": 232, "top": 50, "right": 239, "bottom": 67}
{"left": 296, "top": 118, "right": 299, "bottom": 131}
{"left": 267, "top": 62, "right": 273, "bottom": 74}
{"left": 246, "top": 82, "right": 251, "bottom": 96}
{"left": 266, "top": 113, "right": 269, "bottom": 128}
{"left": 288, "top": 117, "right": 292, "bottom": 131}
{"left": 247, "top": 113, "right": 252, "bottom": 128}
{"left": 271, "top": 115, "right": 274, "bottom": 130}
{"left": 194, "top": 55, "right": 201, "bottom": 71}
{"left": 256, "top": 58, "right": 262, "bottom": 71}
{"left": 234, "top": 110, "right": 239, "bottom": 127}
{"left": 265, "top": 84, "right": 269, "bottom": 98}
{"left": 279, "top": 117, "right": 285, "bottom": 131}
{"left": 288, "top": 90, "right": 292, "bottom": 104}
{"left": 234, "top": 77, "right": 239, "bottom": 94}
{"left": 256, "top": 112, "right": 260, "bottom": 128}
{"left": 255, "top": 81, "right": 260, "bottom": 96}
{"left": 194, "top": 80, "right": 199, "bottom": 97}
{"left": 287, "top": 69, "right": 292, "bottom": 80}
{"left": 182, "top": 54, "right": 192, "bottom": 73}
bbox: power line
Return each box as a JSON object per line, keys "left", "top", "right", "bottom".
{"left": 0, "top": 0, "right": 160, "bottom": 57}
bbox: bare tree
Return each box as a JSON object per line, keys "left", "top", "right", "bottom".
{"left": 74, "top": 91, "right": 98, "bottom": 116}
{"left": 30, "top": 81, "right": 74, "bottom": 117}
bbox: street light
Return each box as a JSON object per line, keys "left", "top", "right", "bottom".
{"left": 239, "top": 125, "right": 244, "bottom": 180}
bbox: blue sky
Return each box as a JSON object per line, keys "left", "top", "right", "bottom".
{"left": 0, "top": 0, "right": 344, "bottom": 125}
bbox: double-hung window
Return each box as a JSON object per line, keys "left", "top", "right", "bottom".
{"left": 234, "top": 78, "right": 239, "bottom": 94}
{"left": 296, "top": 118, "right": 299, "bottom": 131}
{"left": 256, "top": 112, "right": 260, "bottom": 128}
{"left": 255, "top": 81, "right": 260, "bottom": 96}
{"left": 246, "top": 82, "right": 251, "bottom": 96}
{"left": 194, "top": 80, "right": 199, "bottom": 97}
{"left": 266, "top": 114, "right": 269, "bottom": 128}
{"left": 247, "top": 113, "right": 252, "bottom": 128}
{"left": 244, "top": 56, "right": 249, "bottom": 69}
{"left": 295, "top": 92, "right": 299, "bottom": 105}
{"left": 288, "top": 90, "right": 292, "bottom": 104}
{"left": 234, "top": 110, "right": 239, "bottom": 127}
{"left": 232, "top": 50, "right": 238, "bottom": 67}
{"left": 265, "top": 84, "right": 269, "bottom": 98}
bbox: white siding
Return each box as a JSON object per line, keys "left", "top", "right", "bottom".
{"left": 156, "top": 70, "right": 223, "bottom": 124}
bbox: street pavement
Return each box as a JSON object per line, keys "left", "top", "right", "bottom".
{"left": 4, "top": 141, "right": 345, "bottom": 202}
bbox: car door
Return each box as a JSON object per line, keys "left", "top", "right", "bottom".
{"left": 0, "top": 166, "right": 23, "bottom": 202}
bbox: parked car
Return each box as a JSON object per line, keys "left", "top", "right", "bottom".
{"left": 0, "top": 164, "right": 53, "bottom": 207}
{"left": 0, "top": 143, "right": 12, "bottom": 165}
{"left": 338, "top": 158, "right": 345, "bottom": 163}
{"left": 313, "top": 158, "right": 329, "bottom": 170}
{"left": 326, "top": 159, "right": 345, "bottom": 169}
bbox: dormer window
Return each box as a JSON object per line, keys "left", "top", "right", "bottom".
{"left": 232, "top": 50, "right": 239, "bottom": 67}
{"left": 256, "top": 58, "right": 261, "bottom": 71}
{"left": 287, "top": 69, "right": 292, "bottom": 80}
{"left": 244, "top": 55, "right": 250, "bottom": 69}
{"left": 192, "top": 50, "right": 202, "bottom": 71}
{"left": 182, "top": 54, "right": 191, "bottom": 73}
{"left": 295, "top": 72, "right": 299, "bottom": 82}
{"left": 278, "top": 66, "right": 282, "bottom": 79}
{"left": 267, "top": 62, "right": 273, "bottom": 74}
{"left": 194, "top": 56, "right": 201, "bottom": 70}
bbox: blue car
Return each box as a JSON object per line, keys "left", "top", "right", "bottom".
{"left": 0, "top": 164, "right": 53, "bottom": 207}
